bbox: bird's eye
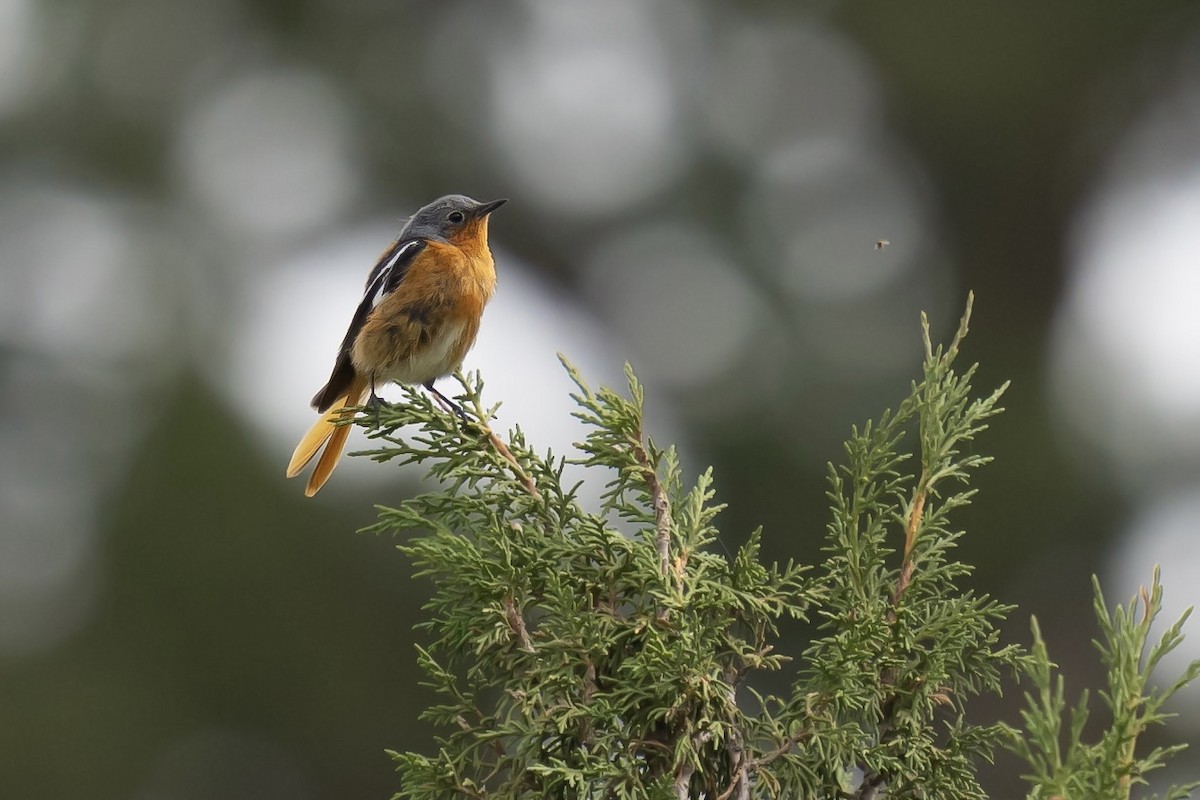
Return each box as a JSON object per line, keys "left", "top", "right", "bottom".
{"left": 448, "top": 211, "right": 465, "bottom": 224}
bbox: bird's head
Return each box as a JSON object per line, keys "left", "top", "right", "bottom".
{"left": 404, "top": 195, "right": 507, "bottom": 246}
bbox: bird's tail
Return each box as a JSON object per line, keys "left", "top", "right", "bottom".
{"left": 286, "top": 374, "right": 369, "bottom": 497}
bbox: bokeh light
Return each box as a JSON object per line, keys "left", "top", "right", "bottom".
{"left": 747, "top": 140, "right": 929, "bottom": 303}
{"left": 1052, "top": 30, "right": 1200, "bottom": 729}
{"left": 581, "top": 223, "right": 766, "bottom": 392}
{"left": 0, "top": 0, "right": 36, "bottom": 115}
{"left": 478, "top": 0, "right": 692, "bottom": 216}
{"left": 700, "top": 20, "right": 881, "bottom": 160}
{"left": 0, "top": 176, "right": 180, "bottom": 655}
{"left": 1050, "top": 40, "right": 1200, "bottom": 486}
{"left": 1051, "top": 169, "right": 1200, "bottom": 479}
{"left": 92, "top": 0, "right": 244, "bottom": 120}
{"left": 174, "top": 67, "right": 361, "bottom": 241}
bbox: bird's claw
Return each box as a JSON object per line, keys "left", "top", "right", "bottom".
{"left": 365, "top": 392, "right": 387, "bottom": 428}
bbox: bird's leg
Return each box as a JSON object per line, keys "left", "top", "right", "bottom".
{"left": 424, "top": 381, "right": 470, "bottom": 423}
{"left": 365, "top": 375, "right": 386, "bottom": 427}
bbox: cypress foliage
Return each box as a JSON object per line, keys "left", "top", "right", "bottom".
{"left": 355, "top": 295, "right": 1198, "bottom": 799}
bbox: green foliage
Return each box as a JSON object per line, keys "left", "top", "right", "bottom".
{"left": 1009, "top": 567, "right": 1200, "bottom": 800}
{"left": 796, "top": 299, "right": 1021, "bottom": 799}
{"left": 357, "top": 295, "right": 1198, "bottom": 799}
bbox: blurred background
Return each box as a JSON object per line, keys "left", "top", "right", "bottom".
{"left": 4, "top": 0, "right": 1200, "bottom": 797}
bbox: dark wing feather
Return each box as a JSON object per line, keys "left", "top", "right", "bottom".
{"left": 310, "top": 239, "right": 427, "bottom": 411}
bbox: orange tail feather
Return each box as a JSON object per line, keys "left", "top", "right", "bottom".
{"left": 286, "top": 374, "right": 369, "bottom": 496}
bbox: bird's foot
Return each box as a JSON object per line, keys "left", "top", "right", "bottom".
{"left": 424, "top": 382, "right": 471, "bottom": 425}
{"left": 365, "top": 391, "right": 387, "bottom": 428}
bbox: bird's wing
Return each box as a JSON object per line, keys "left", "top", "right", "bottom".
{"left": 309, "top": 239, "right": 427, "bottom": 412}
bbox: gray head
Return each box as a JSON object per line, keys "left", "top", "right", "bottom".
{"left": 402, "top": 194, "right": 507, "bottom": 244}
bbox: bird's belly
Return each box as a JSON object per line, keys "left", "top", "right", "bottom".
{"left": 370, "top": 319, "right": 469, "bottom": 386}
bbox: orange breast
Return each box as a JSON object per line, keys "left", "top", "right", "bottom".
{"left": 349, "top": 236, "right": 497, "bottom": 386}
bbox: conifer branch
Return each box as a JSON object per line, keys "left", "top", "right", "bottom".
{"left": 502, "top": 594, "right": 534, "bottom": 652}
{"left": 630, "top": 430, "right": 672, "bottom": 580}
{"left": 748, "top": 726, "right": 813, "bottom": 770}
{"left": 358, "top": 297, "right": 1198, "bottom": 800}
{"left": 719, "top": 736, "right": 750, "bottom": 800}
{"left": 902, "top": 479, "right": 927, "bottom": 562}
{"left": 484, "top": 426, "right": 540, "bottom": 499}
{"left": 439, "top": 385, "right": 541, "bottom": 499}
{"left": 1008, "top": 566, "right": 1200, "bottom": 800}
{"left": 673, "top": 731, "right": 711, "bottom": 800}
{"left": 719, "top": 665, "right": 751, "bottom": 800}
{"left": 889, "top": 473, "right": 927, "bottom": 613}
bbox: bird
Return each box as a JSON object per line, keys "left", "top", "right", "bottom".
{"left": 286, "top": 194, "right": 507, "bottom": 496}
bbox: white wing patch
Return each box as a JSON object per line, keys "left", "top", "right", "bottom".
{"left": 368, "top": 240, "right": 421, "bottom": 309}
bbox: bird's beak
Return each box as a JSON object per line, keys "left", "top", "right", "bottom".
{"left": 473, "top": 198, "right": 508, "bottom": 217}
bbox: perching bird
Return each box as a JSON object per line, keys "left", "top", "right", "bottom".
{"left": 286, "top": 194, "right": 506, "bottom": 496}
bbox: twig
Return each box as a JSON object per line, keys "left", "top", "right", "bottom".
{"left": 484, "top": 426, "right": 541, "bottom": 499}
{"left": 580, "top": 661, "right": 597, "bottom": 746}
{"left": 674, "top": 762, "right": 695, "bottom": 800}
{"left": 889, "top": 473, "right": 928, "bottom": 616}
{"left": 630, "top": 432, "right": 671, "bottom": 580}
{"left": 674, "top": 731, "right": 713, "bottom": 800}
{"left": 428, "top": 389, "right": 542, "bottom": 499}
{"left": 503, "top": 594, "right": 534, "bottom": 652}
{"left": 858, "top": 476, "right": 931, "bottom": 793}
{"left": 630, "top": 738, "right": 673, "bottom": 754}
{"left": 716, "top": 740, "right": 749, "bottom": 800}
{"left": 901, "top": 478, "right": 926, "bottom": 562}
{"left": 717, "top": 666, "right": 751, "bottom": 800}
{"left": 1116, "top": 585, "right": 1155, "bottom": 798}
{"left": 749, "top": 729, "right": 812, "bottom": 770}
